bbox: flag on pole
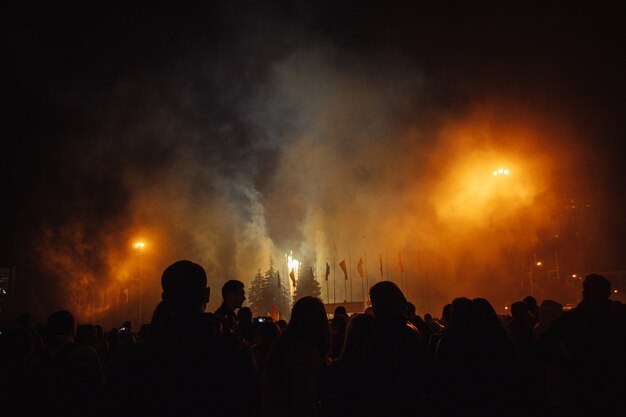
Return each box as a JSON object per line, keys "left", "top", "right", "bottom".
{"left": 277, "top": 271, "right": 282, "bottom": 287}
{"left": 357, "top": 258, "right": 364, "bottom": 278}
{"left": 399, "top": 253, "right": 405, "bottom": 273}
{"left": 379, "top": 255, "right": 383, "bottom": 277}
{"left": 339, "top": 260, "right": 348, "bottom": 280}
{"left": 325, "top": 262, "right": 331, "bottom": 281}
{"left": 289, "top": 269, "right": 296, "bottom": 286}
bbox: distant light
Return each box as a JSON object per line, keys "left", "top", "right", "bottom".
{"left": 134, "top": 242, "right": 145, "bottom": 249}
{"left": 498, "top": 168, "right": 504, "bottom": 174}
{"left": 571, "top": 274, "right": 577, "bottom": 278}
{"left": 504, "top": 306, "right": 509, "bottom": 310}
{"left": 614, "top": 290, "right": 618, "bottom": 293}
{"left": 536, "top": 261, "right": 543, "bottom": 266}
{"left": 493, "top": 171, "right": 498, "bottom": 176}
{"left": 504, "top": 169, "right": 509, "bottom": 175}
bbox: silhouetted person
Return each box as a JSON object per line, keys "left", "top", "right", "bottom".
{"left": 369, "top": 281, "right": 427, "bottom": 417}
{"left": 329, "top": 305, "right": 349, "bottom": 359}
{"left": 424, "top": 312, "right": 444, "bottom": 334}
{"left": 507, "top": 301, "right": 534, "bottom": 355}
{"left": 537, "top": 274, "right": 626, "bottom": 416}
{"left": 533, "top": 299, "right": 563, "bottom": 342}
{"left": 472, "top": 298, "right": 518, "bottom": 414}
{"left": 133, "top": 260, "right": 254, "bottom": 417}
{"left": 427, "top": 303, "right": 451, "bottom": 361}
{"left": 251, "top": 320, "right": 280, "bottom": 375}
{"left": 407, "top": 301, "right": 432, "bottom": 341}
{"left": 434, "top": 297, "right": 518, "bottom": 417}
{"left": 75, "top": 324, "right": 98, "bottom": 348}
{"left": 506, "top": 300, "right": 537, "bottom": 409}
{"left": 321, "top": 314, "right": 381, "bottom": 417}
{"left": 276, "top": 319, "right": 287, "bottom": 331}
{"left": 334, "top": 305, "right": 349, "bottom": 321}
{"left": 31, "top": 310, "right": 104, "bottom": 417}
{"left": 215, "top": 279, "right": 246, "bottom": 336}
{"left": 260, "top": 296, "right": 330, "bottom": 417}
{"left": 532, "top": 299, "right": 567, "bottom": 412}
{"left": 523, "top": 295, "right": 540, "bottom": 326}
{"left": 237, "top": 306, "right": 254, "bottom": 344}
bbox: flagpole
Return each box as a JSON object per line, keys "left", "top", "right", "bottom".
{"left": 347, "top": 253, "right": 350, "bottom": 303}
{"left": 326, "top": 261, "right": 330, "bottom": 304}
{"left": 333, "top": 254, "right": 336, "bottom": 304}
{"left": 364, "top": 249, "right": 370, "bottom": 301}
{"left": 350, "top": 259, "right": 354, "bottom": 302}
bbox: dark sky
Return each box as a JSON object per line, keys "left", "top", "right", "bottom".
{"left": 2, "top": 1, "right": 625, "bottom": 322}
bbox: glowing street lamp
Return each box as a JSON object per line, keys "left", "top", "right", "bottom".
{"left": 493, "top": 168, "right": 510, "bottom": 176}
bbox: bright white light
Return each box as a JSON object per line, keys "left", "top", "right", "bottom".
{"left": 493, "top": 171, "right": 498, "bottom": 176}
{"left": 504, "top": 169, "right": 509, "bottom": 175}
{"left": 498, "top": 168, "right": 504, "bottom": 174}
{"left": 286, "top": 251, "right": 299, "bottom": 273}
{"left": 134, "top": 242, "right": 145, "bottom": 249}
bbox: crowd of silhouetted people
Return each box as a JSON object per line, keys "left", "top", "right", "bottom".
{"left": 1, "top": 260, "right": 625, "bottom": 417}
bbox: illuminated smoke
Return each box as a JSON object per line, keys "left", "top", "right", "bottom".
{"left": 30, "top": 19, "right": 595, "bottom": 325}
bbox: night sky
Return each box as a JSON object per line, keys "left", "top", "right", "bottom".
{"left": 2, "top": 1, "right": 625, "bottom": 325}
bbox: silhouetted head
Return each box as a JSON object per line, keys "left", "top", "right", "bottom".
{"left": 161, "top": 260, "right": 209, "bottom": 314}
{"left": 523, "top": 296, "right": 538, "bottom": 311}
{"left": 237, "top": 306, "right": 253, "bottom": 324}
{"left": 334, "top": 305, "right": 348, "bottom": 318}
{"left": 582, "top": 274, "right": 611, "bottom": 303}
{"left": 369, "top": 281, "right": 407, "bottom": 320}
{"left": 472, "top": 298, "right": 502, "bottom": 329}
{"left": 510, "top": 301, "right": 530, "bottom": 320}
{"left": 539, "top": 299, "right": 563, "bottom": 326}
{"left": 285, "top": 296, "right": 330, "bottom": 356}
{"left": 339, "top": 313, "right": 376, "bottom": 361}
{"left": 221, "top": 279, "right": 245, "bottom": 310}
{"left": 448, "top": 297, "right": 475, "bottom": 333}
{"left": 46, "top": 310, "right": 75, "bottom": 350}
{"left": 47, "top": 310, "right": 75, "bottom": 337}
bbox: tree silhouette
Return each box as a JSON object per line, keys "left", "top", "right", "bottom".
{"left": 248, "top": 257, "right": 292, "bottom": 318}
{"left": 293, "top": 260, "right": 322, "bottom": 302}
